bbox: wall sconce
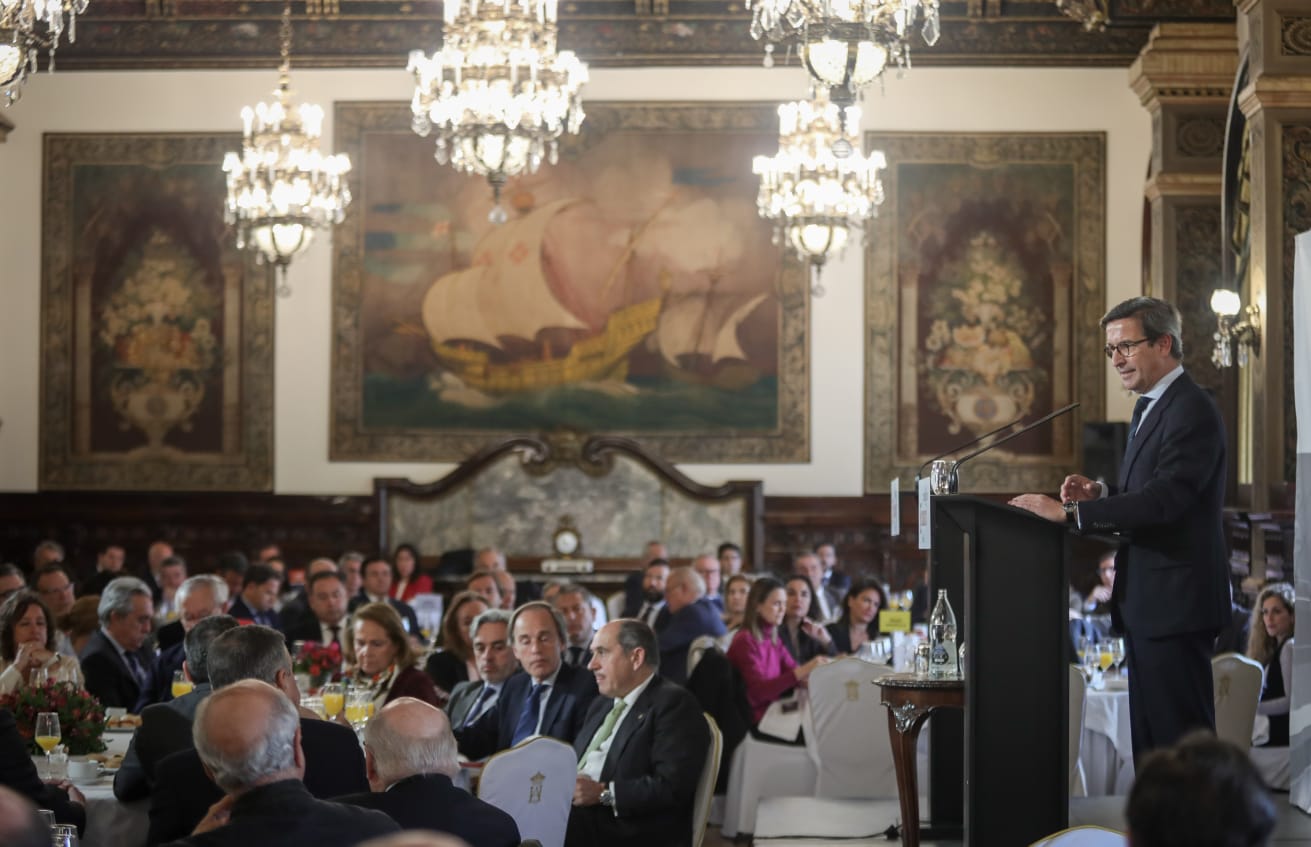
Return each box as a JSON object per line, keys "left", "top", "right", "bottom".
{"left": 1210, "top": 288, "right": 1261, "bottom": 368}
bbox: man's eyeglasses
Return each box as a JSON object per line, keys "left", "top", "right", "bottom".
{"left": 1103, "top": 338, "right": 1153, "bottom": 360}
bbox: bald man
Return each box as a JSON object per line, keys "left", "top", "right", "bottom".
{"left": 337, "top": 698, "right": 519, "bottom": 847}
{"left": 163, "top": 680, "right": 396, "bottom": 847}
{"left": 0, "top": 785, "right": 48, "bottom": 847}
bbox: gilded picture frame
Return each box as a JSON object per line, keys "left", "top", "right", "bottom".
{"left": 863, "top": 132, "right": 1107, "bottom": 493}
{"left": 40, "top": 133, "right": 274, "bottom": 491}
{"left": 330, "top": 101, "right": 808, "bottom": 463}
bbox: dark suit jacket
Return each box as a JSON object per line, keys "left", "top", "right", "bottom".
{"left": 161, "top": 779, "right": 397, "bottom": 847}
{"left": 148, "top": 716, "right": 369, "bottom": 845}
{"left": 658, "top": 598, "right": 728, "bottom": 685}
{"left": 445, "top": 679, "right": 489, "bottom": 729}
{"left": 0, "top": 708, "right": 86, "bottom": 834}
{"left": 1077, "top": 372, "right": 1229, "bottom": 640}
{"left": 281, "top": 615, "right": 347, "bottom": 648}
{"left": 226, "top": 597, "right": 281, "bottom": 629}
{"left": 424, "top": 649, "right": 470, "bottom": 696}
{"left": 824, "top": 570, "right": 852, "bottom": 598}
{"left": 456, "top": 664, "right": 599, "bottom": 760}
{"left": 114, "top": 683, "right": 211, "bottom": 802}
{"left": 79, "top": 629, "right": 155, "bottom": 711}
{"left": 348, "top": 594, "right": 422, "bottom": 642}
{"left": 783, "top": 622, "right": 837, "bottom": 662}
{"left": 156, "top": 620, "right": 185, "bottom": 651}
{"left": 337, "top": 772, "right": 520, "bottom": 847}
{"left": 566, "top": 675, "right": 709, "bottom": 847}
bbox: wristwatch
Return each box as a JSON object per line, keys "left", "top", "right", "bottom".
{"left": 1062, "top": 501, "right": 1078, "bottom": 524}
{"left": 599, "top": 787, "right": 614, "bottom": 807}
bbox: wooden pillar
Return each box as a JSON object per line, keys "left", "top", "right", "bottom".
{"left": 1236, "top": 0, "right": 1308, "bottom": 509}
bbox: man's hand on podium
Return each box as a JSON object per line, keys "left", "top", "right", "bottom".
{"left": 1007, "top": 493, "right": 1064, "bottom": 523}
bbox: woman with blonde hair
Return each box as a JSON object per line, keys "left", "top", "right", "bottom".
{"left": 0, "top": 592, "right": 83, "bottom": 693}
{"left": 346, "top": 601, "right": 444, "bottom": 710}
{"left": 1247, "top": 582, "right": 1294, "bottom": 789}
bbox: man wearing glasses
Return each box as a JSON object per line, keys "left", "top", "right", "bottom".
{"left": 1011, "top": 296, "right": 1229, "bottom": 765}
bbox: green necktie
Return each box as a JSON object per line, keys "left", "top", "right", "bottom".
{"left": 578, "top": 699, "right": 628, "bottom": 770}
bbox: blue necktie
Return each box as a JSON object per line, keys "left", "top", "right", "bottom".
{"left": 1125, "top": 395, "right": 1152, "bottom": 455}
{"left": 511, "top": 683, "right": 548, "bottom": 745}
{"left": 126, "top": 652, "right": 148, "bottom": 689}
{"left": 463, "top": 685, "right": 496, "bottom": 729}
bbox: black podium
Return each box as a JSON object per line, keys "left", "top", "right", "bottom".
{"left": 927, "top": 495, "right": 1072, "bottom": 846}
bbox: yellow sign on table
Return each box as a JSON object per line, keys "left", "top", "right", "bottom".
{"left": 879, "top": 610, "right": 911, "bottom": 633}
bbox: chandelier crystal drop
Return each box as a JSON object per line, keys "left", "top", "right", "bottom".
{"left": 222, "top": 4, "right": 351, "bottom": 296}
{"left": 753, "top": 89, "right": 887, "bottom": 296}
{"left": 747, "top": 0, "right": 939, "bottom": 104}
{"left": 408, "top": 0, "right": 588, "bottom": 224}
{"left": 0, "top": 0, "right": 89, "bottom": 105}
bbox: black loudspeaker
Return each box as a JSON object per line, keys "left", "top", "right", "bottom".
{"left": 1082, "top": 422, "right": 1128, "bottom": 486}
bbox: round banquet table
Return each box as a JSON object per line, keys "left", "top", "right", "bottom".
{"left": 1079, "top": 683, "right": 1135, "bottom": 796}
{"left": 49, "top": 728, "right": 150, "bottom": 847}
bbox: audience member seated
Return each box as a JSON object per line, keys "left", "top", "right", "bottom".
{"left": 160, "top": 679, "right": 398, "bottom": 847}
{"left": 80, "top": 576, "right": 157, "bottom": 710}
{"left": 150, "top": 575, "right": 229, "bottom": 704}
{"left": 81, "top": 543, "right": 127, "bottom": 597}
{"left": 58, "top": 595, "right": 100, "bottom": 658}
{"left": 693, "top": 553, "right": 724, "bottom": 612}
{"left": 825, "top": 577, "right": 887, "bottom": 655}
{"left": 465, "top": 571, "right": 503, "bottom": 610}
{"left": 456, "top": 601, "right": 599, "bottom": 760}
{"left": 279, "top": 559, "right": 342, "bottom": 637}
{"left": 814, "top": 543, "right": 851, "bottom": 597}
{"left": 722, "top": 574, "right": 751, "bottom": 631}
{"left": 0, "top": 707, "right": 85, "bottom": 833}
{"left": 657, "top": 566, "right": 727, "bottom": 685}
{"left": 624, "top": 559, "right": 670, "bottom": 628}
{"left": 115, "top": 615, "right": 240, "bottom": 802}
{"left": 554, "top": 584, "right": 598, "bottom": 668}
{"left": 337, "top": 697, "right": 520, "bottom": 847}
{"left": 227, "top": 564, "right": 282, "bottom": 629}
{"left": 346, "top": 603, "right": 444, "bottom": 710}
{"left": 154, "top": 555, "right": 189, "bottom": 627}
{"left": 283, "top": 570, "right": 351, "bottom": 649}
{"left": 1082, "top": 548, "right": 1117, "bottom": 616}
{"left": 148, "top": 625, "right": 370, "bottom": 845}
{"left": 793, "top": 553, "right": 839, "bottom": 623}
{"left": 424, "top": 591, "right": 489, "bottom": 698}
{"left": 0, "top": 564, "right": 27, "bottom": 602}
{"left": 727, "top": 576, "right": 827, "bottom": 725}
{"left": 349, "top": 557, "right": 422, "bottom": 642}
{"left": 717, "top": 542, "right": 743, "bottom": 578}
{"left": 567, "top": 620, "right": 709, "bottom": 847}
{"left": 779, "top": 575, "right": 837, "bottom": 664}
{"left": 33, "top": 564, "right": 77, "bottom": 654}
{"left": 0, "top": 592, "right": 83, "bottom": 693}
{"left": 1125, "top": 731, "right": 1276, "bottom": 847}
{"left": 491, "top": 570, "right": 517, "bottom": 611}
{"left": 446, "top": 609, "right": 519, "bottom": 730}
{"left": 215, "top": 552, "right": 249, "bottom": 608}
{"left": 1249, "top": 582, "right": 1295, "bottom": 790}
{"left": 389, "top": 544, "right": 433, "bottom": 604}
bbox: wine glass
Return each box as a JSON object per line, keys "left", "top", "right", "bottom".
{"left": 321, "top": 682, "right": 344, "bottom": 718}
{"left": 28, "top": 666, "right": 49, "bottom": 688}
{"left": 1110, "top": 637, "right": 1126, "bottom": 679}
{"left": 901, "top": 590, "right": 915, "bottom": 612}
{"left": 1081, "top": 642, "right": 1100, "bottom": 685}
{"left": 35, "top": 712, "right": 61, "bottom": 778}
{"left": 172, "top": 670, "right": 194, "bottom": 698}
{"left": 345, "top": 688, "right": 370, "bottom": 736}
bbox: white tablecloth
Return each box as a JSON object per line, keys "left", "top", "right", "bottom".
{"left": 1080, "top": 685, "right": 1134, "bottom": 796}
{"left": 37, "top": 730, "right": 149, "bottom": 847}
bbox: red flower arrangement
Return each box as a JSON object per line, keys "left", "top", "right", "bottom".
{"left": 293, "top": 641, "right": 343, "bottom": 689}
{"left": 0, "top": 681, "right": 106, "bottom": 755}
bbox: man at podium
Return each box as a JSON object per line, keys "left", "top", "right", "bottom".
{"left": 1011, "top": 296, "right": 1229, "bottom": 765}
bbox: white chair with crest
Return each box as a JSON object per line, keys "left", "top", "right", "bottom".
{"left": 1211, "top": 651, "right": 1263, "bottom": 752}
{"left": 692, "top": 712, "right": 724, "bottom": 847}
{"left": 1029, "top": 824, "right": 1127, "bottom": 846}
{"left": 477, "top": 736, "right": 577, "bottom": 847}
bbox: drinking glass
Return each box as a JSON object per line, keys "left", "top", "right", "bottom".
{"left": 1110, "top": 637, "right": 1126, "bottom": 678}
{"left": 1082, "top": 645, "right": 1100, "bottom": 686}
{"left": 37, "top": 809, "right": 55, "bottom": 829}
{"left": 345, "top": 688, "right": 370, "bottom": 733}
{"left": 35, "top": 712, "right": 60, "bottom": 778}
{"left": 321, "top": 682, "right": 344, "bottom": 718}
{"left": 901, "top": 591, "right": 915, "bottom": 612}
{"left": 46, "top": 745, "right": 68, "bottom": 781}
{"left": 171, "top": 670, "right": 194, "bottom": 698}
{"left": 29, "top": 666, "right": 49, "bottom": 688}
{"left": 1098, "top": 643, "right": 1114, "bottom": 673}
{"left": 1074, "top": 633, "right": 1089, "bottom": 663}
{"left": 52, "top": 823, "right": 79, "bottom": 847}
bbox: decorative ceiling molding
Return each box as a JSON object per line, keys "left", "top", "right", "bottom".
{"left": 49, "top": 0, "right": 1235, "bottom": 71}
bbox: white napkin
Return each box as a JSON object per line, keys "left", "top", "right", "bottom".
{"left": 757, "top": 696, "right": 804, "bottom": 741}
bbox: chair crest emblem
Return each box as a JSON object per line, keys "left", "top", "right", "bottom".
{"left": 1216, "top": 675, "right": 1230, "bottom": 701}
{"left": 845, "top": 680, "right": 861, "bottom": 702}
{"left": 529, "top": 771, "right": 545, "bottom": 804}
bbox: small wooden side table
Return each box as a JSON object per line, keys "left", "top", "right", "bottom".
{"left": 874, "top": 674, "right": 965, "bottom": 847}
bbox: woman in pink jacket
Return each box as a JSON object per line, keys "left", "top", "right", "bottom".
{"left": 727, "top": 575, "right": 828, "bottom": 724}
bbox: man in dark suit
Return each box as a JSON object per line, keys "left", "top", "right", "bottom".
{"left": 1011, "top": 296, "right": 1229, "bottom": 764}
{"left": 226, "top": 564, "right": 282, "bottom": 629}
{"left": 553, "top": 584, "right": 597, "bottom": 668}
{"left": 147, "top": 625, "right": 370, "bottom": 845}
{"left": 657, "top": 567, "right": 727, "bottom": 685}
{"left": 159, "top": 679, "right": 397, "bottom": 847}
{"left": 148, "top": 575, "right": 230, "bottom": 705}
{"left": 815, "top": 543, "right": 852, "bottom": 598}
{"left": 456, "top": 602, "right": 599, "bottom": 760}
{"left": 282, "top": 570, "right": 350, "bottom": 648}
{"left": 79, "top": 575, "right": 157, "bottom": 711}
{"left": 337, "top": 697, "right": 520, "bottom": 847}
{"left": 567, "top": 619, "right": 709, "bottom": 847}
{"left": 0, "top": 708, "right": 85, "bottom": 833}
{"left": 690, "top": 554, "right": 724, "bottom": 613}
{"left": 279, "top": 560, "right": 342, "bottom": 640}
{"left": 348, "top": 557, "right": 422, "bottom": 642}
{"left": 793, "top": 553, "right": 841, "bottom": 623}
{"left": 115, "top": 615, "right": 240, "bottom": 802}
{"left": 446, "top": 609, "right": 519, "bottom": 730}
{"left": 622, "top": 559, "right": 669, "bottom": 627}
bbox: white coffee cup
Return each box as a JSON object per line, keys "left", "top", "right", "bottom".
{"left": 66, "top": 759, "right": 99, "bottom": 782}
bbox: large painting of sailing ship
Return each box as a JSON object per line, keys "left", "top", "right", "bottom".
{"left": 331, "top": 102, "right": 808, "bottom": 462}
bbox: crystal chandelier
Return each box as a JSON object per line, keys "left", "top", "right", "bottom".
{"left": 408, "top": 0, "right": 588, "bottom": 223}
{"left": 222, "top": 3, "right": 351, "bottom": 296}
{"left": 753, "top": 89, "right": 887, "bottom": 296}
{"left": 748, "top": 0, "right": 940, "bottom": 106}
{"left": 0, "top": 0, "right": 89, "bottom": 105}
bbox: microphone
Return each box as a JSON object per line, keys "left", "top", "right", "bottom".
{"left": 915, "top": 409, "right": 1050, "bottom": 481}
{"left": 949, "top": 402, "right": 1081, "bottom": 480}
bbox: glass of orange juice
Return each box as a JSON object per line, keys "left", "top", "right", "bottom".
{"left": 172, "top": 670, "right": 194, "bottom": 698}
{"left": 35, "top": 712, "right": 61, "bottom": 778}
{"left": 321, "top": 682, "right": 344, "bottom": 718}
